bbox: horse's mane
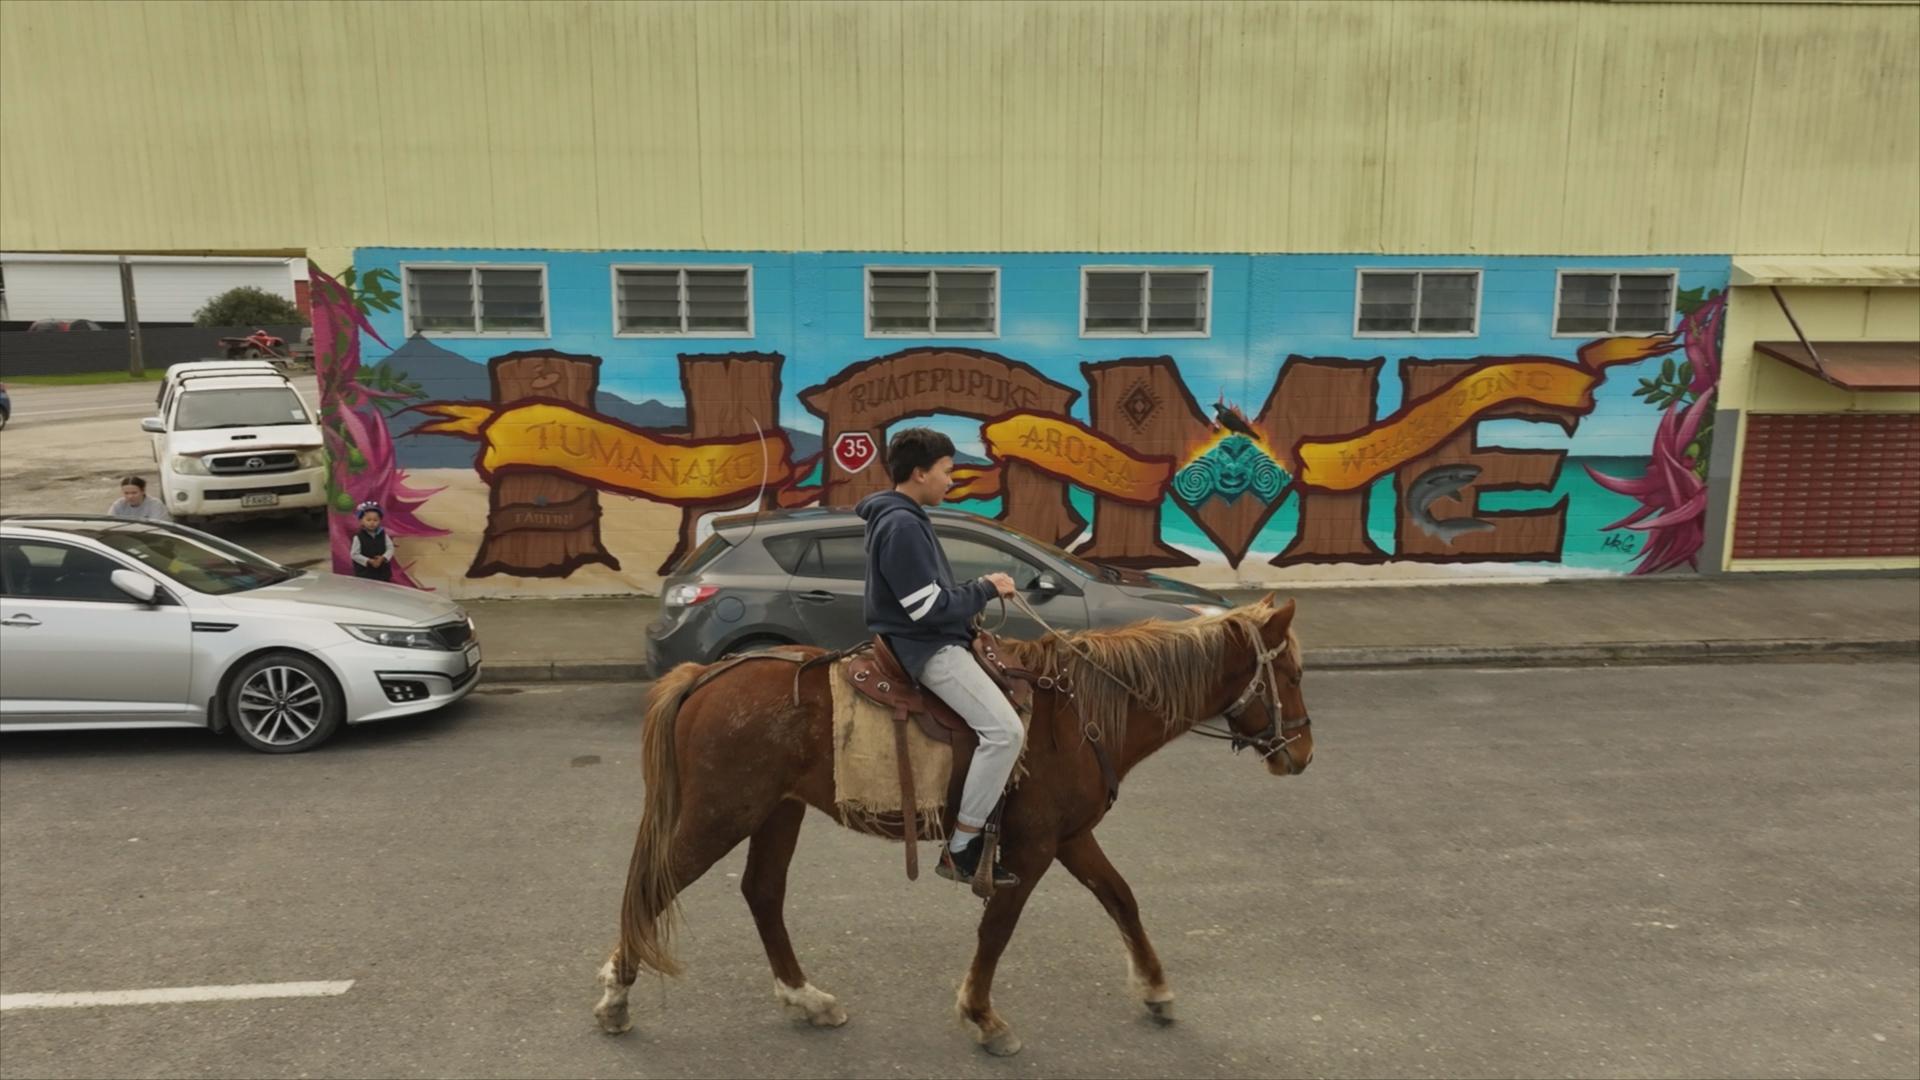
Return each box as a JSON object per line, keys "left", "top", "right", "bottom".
{"left": 1001, "top": 597, "right": 1288, "bottom": 747}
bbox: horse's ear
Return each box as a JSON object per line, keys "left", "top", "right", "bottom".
{"left": 1265, "top": 596, "right": 1297, "bottom": 629}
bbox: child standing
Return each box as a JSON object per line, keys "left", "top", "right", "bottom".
{"left": 349, "top": 500, "right": 396, "bottom": 583}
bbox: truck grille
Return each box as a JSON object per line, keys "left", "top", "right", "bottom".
{"left": 207, "top": 451, "right": 301, "bottom": 476}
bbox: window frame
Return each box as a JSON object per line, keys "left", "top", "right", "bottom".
{"left": 1551, "top": 269, "right": 1681, "bottom": 339}
{"left": 862, "top": 266, "right": 1001, "bottom": 339}
{"left": 1351, "top": 268, "right": 1484, "bottom": 339}
{"left": 610, "top": 264, "right": 755, "bottom": 339}
{"left": 400, "top": 262, "right": 551, "bottom": 339}
{"left": 1079, "top": 266, "right": 1213, "bottom": 339}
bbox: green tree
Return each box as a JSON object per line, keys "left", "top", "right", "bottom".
{"left": 193, "top": 286, "right": 307, "bottom": 327}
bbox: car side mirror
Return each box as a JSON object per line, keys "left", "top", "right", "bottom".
{"left": 110, "top": 569, "right": 160, "bottom": 606}
{"left": 1031, "top": 572, "right": 1062, "bottom": 595}
{"left": 141, "top": 417, "right": 165, "bottom": 434}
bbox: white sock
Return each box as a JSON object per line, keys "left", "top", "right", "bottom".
{"left": 949, "top": 831, "right": 977, "bottom": 854}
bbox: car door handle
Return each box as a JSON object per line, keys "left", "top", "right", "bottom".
{"left": 0, "top": 614, "right": 41, "bottom": 628}
{"left": 797, "top": 590, "right": 837, "bottom": 604}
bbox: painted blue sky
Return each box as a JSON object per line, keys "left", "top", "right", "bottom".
{"left": 355, "top": 248, "right": 1728, "bottom": 463}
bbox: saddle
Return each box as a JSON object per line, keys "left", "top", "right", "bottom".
{"left": 843, "top": 632, "right": 1033, "bottom": 884}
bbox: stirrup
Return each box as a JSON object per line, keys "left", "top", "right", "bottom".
{"left": 936, "top": 838, "right": 1018, "bottom": 889}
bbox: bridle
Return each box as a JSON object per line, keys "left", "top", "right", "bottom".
{"left": 1188, "top": 627, "right": 1312, "bottom": 774}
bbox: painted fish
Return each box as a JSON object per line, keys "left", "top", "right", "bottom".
{"left": 1408, "top": 463, "right": 1495, "bottom": 544}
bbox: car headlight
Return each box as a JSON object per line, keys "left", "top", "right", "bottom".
{"left": 340, "top": 623, "right": 444, "bottom": 649}
{"left": 171, "top": 455, "right": 210, "bottom": 476}
{"left": 296, "top": 448, "right": 329, "bottom": 469}
{"left": 1182, "top": 603, "right": 1229, "bottom": 617}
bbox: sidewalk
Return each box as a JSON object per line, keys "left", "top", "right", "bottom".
{"left": 465, "top": 572, "right": 1920, "bottom": 683}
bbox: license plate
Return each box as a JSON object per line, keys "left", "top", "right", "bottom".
{"left": 464, "top": 642, "right": 482, "bottom": 668}
{"left": 241, "top": 493, "right": 279, "bottom": 508}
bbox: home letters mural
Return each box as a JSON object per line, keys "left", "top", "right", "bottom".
{"left": 327, "top": 251, "right": 1728, "bottom": 594}
{"left": 384, "top": 329, "right": 1696, "bottom": 578}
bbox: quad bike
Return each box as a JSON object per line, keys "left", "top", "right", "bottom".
{"left": 217, "top": 328, "right": 315, "bottom": 373}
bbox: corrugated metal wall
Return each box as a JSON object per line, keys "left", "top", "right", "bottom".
{"left": 0, "top": 257, "right": 295, "bottom": 323}
{"left": 2, "top": 0, "right": 1915, "bottom": 256}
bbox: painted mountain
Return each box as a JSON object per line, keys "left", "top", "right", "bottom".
{"left": 369, "top": 335, "right": 821, "bottom": 469}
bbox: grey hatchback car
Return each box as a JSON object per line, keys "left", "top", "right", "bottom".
{"left": 645, "top": 507, "right": 1232, "bottom": 674}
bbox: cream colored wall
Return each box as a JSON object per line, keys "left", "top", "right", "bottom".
{"left": 1720, "top": 286, "right": 1920, "bottom": 414}
{"left": 2, "top": 0, "right": 1916, "bottom": 257}
{"left": 1719, "top": 284, "right": 1920, "bottom": 572}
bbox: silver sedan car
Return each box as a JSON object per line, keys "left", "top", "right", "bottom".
{"left": 0, "top": 516, "right": 481, "bottom": 752}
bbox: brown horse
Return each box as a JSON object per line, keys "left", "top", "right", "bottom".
{"left": 594, "top": 595, "right": 1313, "bottom": 1056}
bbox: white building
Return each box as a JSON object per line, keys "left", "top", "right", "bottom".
{"left": 0, "top": 254, "right": 303, "bottom": 325}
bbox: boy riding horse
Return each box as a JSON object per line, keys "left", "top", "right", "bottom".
{"left": 855, "top": 427, "right": 1022, "bottom": 888}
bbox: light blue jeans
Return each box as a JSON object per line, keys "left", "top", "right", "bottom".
{"left": 918, "top": 644, "right": 1025, "bottom": 830}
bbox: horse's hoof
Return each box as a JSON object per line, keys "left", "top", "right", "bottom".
{"left": 1146, "top": 998, "right": 1176, "bottom": 1025}
{"left": 982, "top": 1030, "right": 1024, "bottom": 1057}
{"left": 593, "top": 1006, "right": 632, "bottom": 1035}
{"left": 776, "top": 981, "right": 848, "bottom": 1029}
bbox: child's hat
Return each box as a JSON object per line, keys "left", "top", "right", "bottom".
{"left": 355, "top": 500, "right": 384, "bottom": 516}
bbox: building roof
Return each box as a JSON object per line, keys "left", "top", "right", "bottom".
{"left": 1730, "top": 256, "right": 1920, "bottom": 288}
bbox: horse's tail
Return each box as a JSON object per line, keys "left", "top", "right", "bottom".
{"left": 616, "top": 660, "right": 705, "bottom": 980}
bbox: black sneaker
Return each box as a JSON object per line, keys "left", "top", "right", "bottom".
{"left": 936, "top": 834, "right": 1019, "bottom": 888}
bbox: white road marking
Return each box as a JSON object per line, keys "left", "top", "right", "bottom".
{"left": 0, "top": 979, "right": 353, "bottom": 1011}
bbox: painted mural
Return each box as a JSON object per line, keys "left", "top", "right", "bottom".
{"left": 319, "top": 252, "right": 1728, "bottom": 597}
{"left": 311, "top": 265, "right": 443, "bottom": 587}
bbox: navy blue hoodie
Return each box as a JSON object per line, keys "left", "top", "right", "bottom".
{"left": 856, "top": 490, "right": 995, "bottom": 678}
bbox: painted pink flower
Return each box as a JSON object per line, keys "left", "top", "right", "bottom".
{"left": 1586, "top": 294, "right": 1726, "bottom": 575}
{"left": 310, "top": 265, "right": 446, "bottom": 588}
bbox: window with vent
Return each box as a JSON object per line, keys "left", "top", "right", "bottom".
{"left": 403, "top": 265, "right": 547, "bottom": 336}
{"left": 1081, "top": 268, "right": 1210, "bottom": 336}
{"left": 614, "top": 266, "right": 752, "bottom": 335}
{"left": 1555, "top": 272, "right": 1676, "bottom": 336}
{"left": 865, "top": 268, "right": 998, "bottom": 336}
{"left": 1355, "top": 270, "right": 1481, "bottom": 336}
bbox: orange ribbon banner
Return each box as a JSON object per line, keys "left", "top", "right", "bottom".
{"left": 415, "top": 401, "right": 790, "bottom": 504}
{"left": 950, "top": 414, "right": 1174, "bottom": 506}
{"left": 1292, "top": 334, "right": 1677, "bottom": 493}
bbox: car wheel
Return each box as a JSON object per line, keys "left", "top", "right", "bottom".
{"left": 718, "top": 635, "right": 793, "bottom": 660}
{"left": 227, "top": 652, "right": 344, "bottom": 753}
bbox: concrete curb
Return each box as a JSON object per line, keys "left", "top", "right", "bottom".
{"left": 1307, "top": 637, "right": 1920, "bottom": 670}
{"left": 481, "top": 637, "right": 1919, "bottom": 684}
{"left": 482, "top": 662, "right": 650, "bottom": 684}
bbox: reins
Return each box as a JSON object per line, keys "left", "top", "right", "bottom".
{"left": 991, "top": 592, "right": 1304, "bottom": 762}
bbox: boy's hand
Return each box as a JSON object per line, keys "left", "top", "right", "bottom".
{"left": 983, "top": 572, "right": 1017, "bottom": 598}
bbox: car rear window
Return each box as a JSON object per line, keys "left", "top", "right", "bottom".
{"left": 766, "top": 532, "right": 866, "bottom": 579}
{"left": 674, "top": 533, "right": 732, "bottom": 575}
{"left": 763, "top": 534, "right": 811, "bottom": 574}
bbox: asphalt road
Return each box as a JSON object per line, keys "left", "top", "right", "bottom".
{"left": 1, "top": 661, "right": 1916, "bottom": 1079}
{"left": 0, "top": 377, "right": 329, "bottom": 567}
{"left": 0, "top": 380, "right": 184, "bottom": 426}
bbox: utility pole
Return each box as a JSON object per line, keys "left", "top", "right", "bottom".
{"left": 118, "top": 255, "right": 144, "bottom": 377}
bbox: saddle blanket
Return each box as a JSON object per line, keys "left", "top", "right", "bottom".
{"left": 829, "top": 660, "right": 955, "bottom": 839}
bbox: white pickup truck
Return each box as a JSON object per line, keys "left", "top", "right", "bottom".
{"left": 142, "top": 368, "right": 329, "bottom": 522}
